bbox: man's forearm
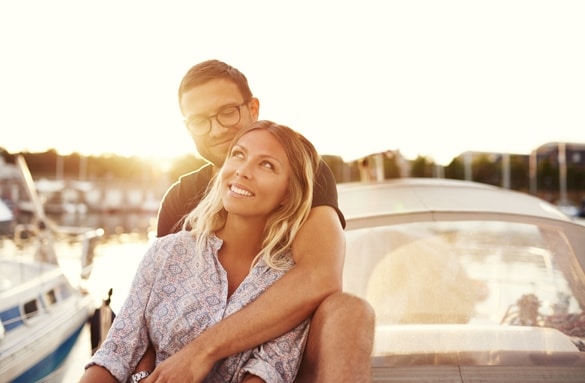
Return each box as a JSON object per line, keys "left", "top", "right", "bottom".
{"left": 188, "top": 262, "right": 340, "bottom": 362}
{"left": 145, "top": 263, "right": 339, "bottom": 383}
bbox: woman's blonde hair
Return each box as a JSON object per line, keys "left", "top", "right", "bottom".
{"left": 183, "top": 120, "right": 321, "bottom": 270}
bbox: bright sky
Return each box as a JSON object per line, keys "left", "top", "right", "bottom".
{"left": 1, "top": 1, "right": 584, "bottom": 165}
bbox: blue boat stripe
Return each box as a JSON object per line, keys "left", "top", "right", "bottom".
{"left": 11, "top": 323, "right": 85, "bottom": 383}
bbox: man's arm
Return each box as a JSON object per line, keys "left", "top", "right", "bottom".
{"left": 145, "top": 206, "right": 344, "bottom": 383}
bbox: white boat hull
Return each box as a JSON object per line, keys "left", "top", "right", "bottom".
{"left": 0, "top": 261, "right": 94, "bottom": 383}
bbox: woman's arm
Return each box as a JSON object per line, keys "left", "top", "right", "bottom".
{"left": 79, "top": 365, "right": 118, "bottom": 383}
{"left": 81, "top": 242, "right": 161, "bottom": 382}
{"left": 132, "top": 343, "right": 156, "bottom": 376}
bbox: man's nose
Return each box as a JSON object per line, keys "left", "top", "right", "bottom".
{"left": 209, "top": 118, "right": 229, "bottom": 137}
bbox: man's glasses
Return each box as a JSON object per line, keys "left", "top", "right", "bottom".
{"left": 184, "top": 100, "right": 250, "bottom": 136}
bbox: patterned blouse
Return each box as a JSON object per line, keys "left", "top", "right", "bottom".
{"left": 88, "top": 231, "right": 309, "bottom": 383}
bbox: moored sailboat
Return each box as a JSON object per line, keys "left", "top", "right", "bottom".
{"left": 0, "top": 155, "right": 103, "bottom": 382}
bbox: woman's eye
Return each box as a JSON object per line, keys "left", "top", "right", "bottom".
{"left": 231, "top": 149, "right": 244, "bottom": 158}
{"left": 261, "top": 161, "right": 274, "bottom": 170}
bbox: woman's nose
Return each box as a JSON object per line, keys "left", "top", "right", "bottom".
{"left": 235, "top": 164, "right": 251, "bottom": 178}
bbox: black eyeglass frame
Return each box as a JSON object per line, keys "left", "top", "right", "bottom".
{"left": 184, "top": 100, "right": 250, "bottom": 136}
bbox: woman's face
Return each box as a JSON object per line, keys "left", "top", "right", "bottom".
{"left": 220, "top": 129, "right": 291, "bottom": 218}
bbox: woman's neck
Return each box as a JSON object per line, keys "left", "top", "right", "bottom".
{"left": 216, "top": 215, "right": 266, "bottom": 260}
{"left": 216, "top": 215, "right": 267, "bottom": 297}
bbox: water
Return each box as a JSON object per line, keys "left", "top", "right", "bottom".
{"left": 49, "top": 211, "right": 156, "bottom": 239}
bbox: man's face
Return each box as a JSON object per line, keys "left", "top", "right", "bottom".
{"left": 180, "top": 79, "right": 259, "bottom": 167}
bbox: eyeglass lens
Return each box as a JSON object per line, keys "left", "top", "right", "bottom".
{"left": 187, "top": 103, "right": 245, "bottom": 135}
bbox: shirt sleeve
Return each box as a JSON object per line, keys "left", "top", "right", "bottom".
{"left": 241, "top": 319, "right": 310, "bottom": 383}
{"left": 86, "top": 241, "right": 161, "bottom": 382}
{"left": 313, "top": 159, "right": 346, "bottom": 229}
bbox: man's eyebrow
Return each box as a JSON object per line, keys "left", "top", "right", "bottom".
{"left": 187, "top": 102, "right": 240, "bottom": 119}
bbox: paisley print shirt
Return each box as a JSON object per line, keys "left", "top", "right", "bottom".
{"left": 88, "top": 231, "right": 309, "bottom": 383}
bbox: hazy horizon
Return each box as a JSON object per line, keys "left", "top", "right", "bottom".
{"left": 2, "top": 1, "right": 584, "bottom": 165}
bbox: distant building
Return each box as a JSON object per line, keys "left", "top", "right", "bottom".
{"left": 534, "top": 142, "right": 585, "bottom": 166}
{"left": 333, "top": 142, "right": 585, "bottom": 205}
{"left": 530, "top": 142, "right": 585, "bottom": 206}
{"left": 451, "top": 142, "right": 585, "bottom": 207}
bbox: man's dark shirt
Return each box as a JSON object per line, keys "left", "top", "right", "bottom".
{"left": 156, "top": 160, "right": 346, "bottom": 237}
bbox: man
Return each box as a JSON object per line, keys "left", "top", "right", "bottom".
{"left": 146, "top": 60, "right": 374, "bottom": 383}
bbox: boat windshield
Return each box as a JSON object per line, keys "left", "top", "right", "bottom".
{"left": 344, "top": 220, "right": 585, "bottom": 335}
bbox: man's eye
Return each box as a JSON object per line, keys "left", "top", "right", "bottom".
{"left": 189, "top": 118, "right": 206, "bottom": 125}
{"left": 219, "top": 107, "right": 238, "bottom": 117}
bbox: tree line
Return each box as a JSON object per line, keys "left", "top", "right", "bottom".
{"left": 0, "top": 148, "right": 207, "bottom": 184}
{"left": 2, "top": 147, "right": 584, "bottom": 205}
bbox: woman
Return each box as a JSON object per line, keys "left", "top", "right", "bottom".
{"left": 80, "top": 120, "right": 321, "bottom": 383}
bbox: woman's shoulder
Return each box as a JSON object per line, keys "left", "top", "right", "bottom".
{"left": 153, "top": 230, "right": 192, "bottom": 245}
{"left": 153, "top": 231, "right": 220, "bottom": 255}
{"left": 148, "top": 231, "right": 197, "bottom": 259}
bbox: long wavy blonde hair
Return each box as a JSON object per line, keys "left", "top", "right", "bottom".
{"left": 183, "top": 120, "right": 320, "bottom": 270}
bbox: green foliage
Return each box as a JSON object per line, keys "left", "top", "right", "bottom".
{"left": 167, "top": 155, "right": 209, "bottom": 181}
{"left": 410, "top": 156, "right": 433, "bottom": 178}
{"left": 472, "top": 155, "right": 499, "bottom": 186}
{"left": 509, "top": 155, "right": 529, "bottom": 190}
{"left": 0, "top": 148, "right": 206, "bottom": 183}
{"left": 383, "top": 152, "right": 401, "bottom": 179}
{"left": 322, "top": 155, "right": 347, "bottom": 183}
{"left": 445, "top": 157, "right": 464, "bottom": 180}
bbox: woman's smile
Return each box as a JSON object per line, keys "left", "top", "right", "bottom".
{"left": 229, "top": 182, "right": 254, "bottom": 197}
